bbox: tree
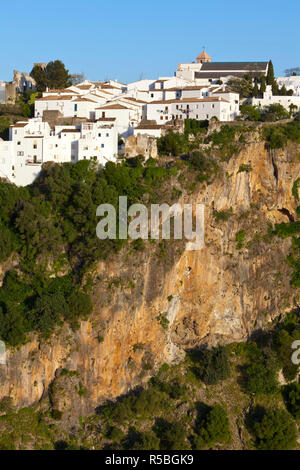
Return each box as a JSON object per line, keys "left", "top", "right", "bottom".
{"left": 260, "top": 76, "right": 266, "bottom": 95}
{"left": 30, "top": 60, "right": 71, "bottom": 91}
{"left": 282, "top": 382, "right": 300, "bottom": 419}
{"left": 252, "top": 78, "right": 259, "bottom": 98}
{"left": 30, "top": 66, "right": 48, "bottom": 92}
{"left": 45, "top": 60, "right": 71, "bottom": 89}
{"left": 195, "top": 404, "right": 231, "bottom": 449}
{"left": 227, "top": 76, "right": 253, "bottom": 98}
{"left": 250, "top": 408, "right": 297, "bottom": 450}
{"left": 192, "top": 347, "right": 231, "bottom": 385}
{"left": 267, "top": 60, "right": 275, "bottom": 86}
{"left": 261, "top": 103, "right": 290, "bottom": 122}
{"left": 240, "top": 105, "right": 261, "bottom": 121}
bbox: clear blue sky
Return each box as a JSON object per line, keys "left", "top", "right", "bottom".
{"left": 1, "top": 0, "right": 299, "bottom": 83}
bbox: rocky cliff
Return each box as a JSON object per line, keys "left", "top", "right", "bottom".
{"left": 1, "top": 135, "right": 300, "bottom": 417}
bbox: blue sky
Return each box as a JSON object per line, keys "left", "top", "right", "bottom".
{"left": 1, "top": 0, "right": 299, "bottom": 83}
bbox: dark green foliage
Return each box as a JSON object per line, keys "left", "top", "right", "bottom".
{"left": 157, "top": 131, "right": 188, "bottom": 156}
{"left": 248, "top": 407, "right": 297, "bottom": 450}
{"left": 236, "top": 229, "right": 245, "bottom": 249}
{"left": 188, "top": 151, "right": 220, "bottom": 183}
{"left": 261, "top": 103, "right": 290, "bottom": 122}
{"left": 205, "top": 125, "right": 239, "bottom": 159}
{"left": 272, "top": 316, "right": 300, "bottom": 380}
{"left": 213, "top": 208, "right": 233, "bottom": 222}
{"left": 282, "top": 382, "right": 300, "bottom": 419}
{"left": 0, "top": 116, "right": 10, "bottom": 139}
{"left": 238, "top": 164, "right": 252, "bottom": 173}
{"left": 0, "top": 157, "right": 184, "bottom": 344}
{"left": 51, "top": 409, "right": 62, "bottom": 420}
{"left": 184, "top": 119, "right": 208, "bottom": 136}
{"left": 30, "top": 60, "right": 71, "bottom": 92}
{"left": 189, "top": 347, "right": 231, "bottom": 385}
{"left": 0, "top": 397, "right": 14, "bottom": 414}
{"left": 240, "top": 105, "right": 261, "bottom": 121}
{"left": 154, "top": 420, "right": 190, "bottom": 450}
{"left": 0, "top": 270, "right": 92, "bottom": 344}
{"left": 131, "top": 431, "right": 160, "bottom": 450}
{"left": 194, "top": 404, "right": 231, "bottom": 449}
{"left": 267, "top": 60, "right": 275, "bottom": 86}
{"left": 260, "top": 76, "right": 266, "bottom": 94}
{"left": 244, "top": 349, "right": 279, "bottom": 395}
{"left": 227, "top": 76, "right": 253, "bottom": 98}
{"left": 292, "top": 178, "right": 300, "bottom": 201}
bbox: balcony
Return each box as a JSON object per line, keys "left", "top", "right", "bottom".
{"left": 26, "top": 159, "right": 42, "bottom": 165}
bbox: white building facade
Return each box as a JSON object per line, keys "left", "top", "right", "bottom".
{"left": 0, "top": 117, "right": 118, "bottom": 186}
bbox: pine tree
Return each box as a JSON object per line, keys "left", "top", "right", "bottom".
{"left": 253, "top": 78, "right": 259, "bottom": 97}
{"left": 272, "top": 80, "right": 279, "bottom": 96}
{"left": 260, "top": 76, "right": 266, "bottom": 95}
{"left": 267, "top": 60, "right": 275, "bottom": 85}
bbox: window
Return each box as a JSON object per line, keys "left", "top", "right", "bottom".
{"left": 98, "top": 133, "right": 101, "bottom": 137}
{"left": 101, "top": 144, "right": 104, "bottom": 148}
{"left": 212, "top": 104, "right": 215, "bottom": 108}
{"left": 160, "top": 116, "right": 163, "bottom": 120}
{"left": 17, "top": 141, "right": 21, "bottom": 145}
{"left": 176, "top": 105, "right": 179, "bottom": 110}
{"left": 33, "top": 144, "right": 37, "bottom": 149}
{"left": 151, "top": 93, "right": 154, "bottom": 98}
{"left": 14, "top": 130, "right": 17, "bottom": 134}
{"left": 206, "top": 114, "right": 209, "bottom": 119}
{"left": 74, "top": 104, "right": 78, "bottom": 112}
{"left": 165, "top": 116, "right": 168, "bottom": 120}
{"left": 17, "top": 151, "right": 24, "bottom": 156}
{"left": 106, "top": 133, "right": 109, "bottom": 137}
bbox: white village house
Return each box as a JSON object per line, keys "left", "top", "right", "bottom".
{"left": 0, "top": 117, "right": 118, "bottom": 186}
{"left": 251, "top": 85, "right": 300, "bottom": 113}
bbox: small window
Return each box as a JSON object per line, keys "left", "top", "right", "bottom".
{"left": 74, "top": 104, "right": 78, "bottom": 112}
{"left": 106, "top": 133, "right": 109, "bottom": 137}
{"left": 17, "top": 141, "right": 21, "bottom": 145}
{"left": 101, "top": 144, "right": 104, "bottom": 148}
{"left": 98, "top": 133, "right": 101, "bottom": 137}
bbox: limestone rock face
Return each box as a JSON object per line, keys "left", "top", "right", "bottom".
{"left": 125, "top": 134, "right": 158, "bottom": 159}
{"left": 0, "top": 140, "right": 300, "bottom": 414}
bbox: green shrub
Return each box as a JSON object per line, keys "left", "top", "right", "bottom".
{"left": 244, "top": 349, "right": 279, "bottom": 395}
{"left": 154, "top": 420, "right": 190, "bottom": 450}
{"left": 235, "top": 229, "right": 245, "bottom": 249}
{"left": 189, "top": 346, "right": 231, "bottom": 385}
{"left": 249, "top": 408, "right": 297, "bottom": 450}
{"left": 213, "top": 208, "right": 233, "bottom": 222}
{"left": 195, "top": 404, "right": 231, "bottom": 449}
{"left": 51, "top": 409, "right": 62, "bottom": 420}
{"left": 282, "top": 382, "right": 300, "bottom": 419}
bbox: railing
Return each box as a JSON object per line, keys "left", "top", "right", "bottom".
{"left": 26, "top": 160, "right": 42, "bottom": 165}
